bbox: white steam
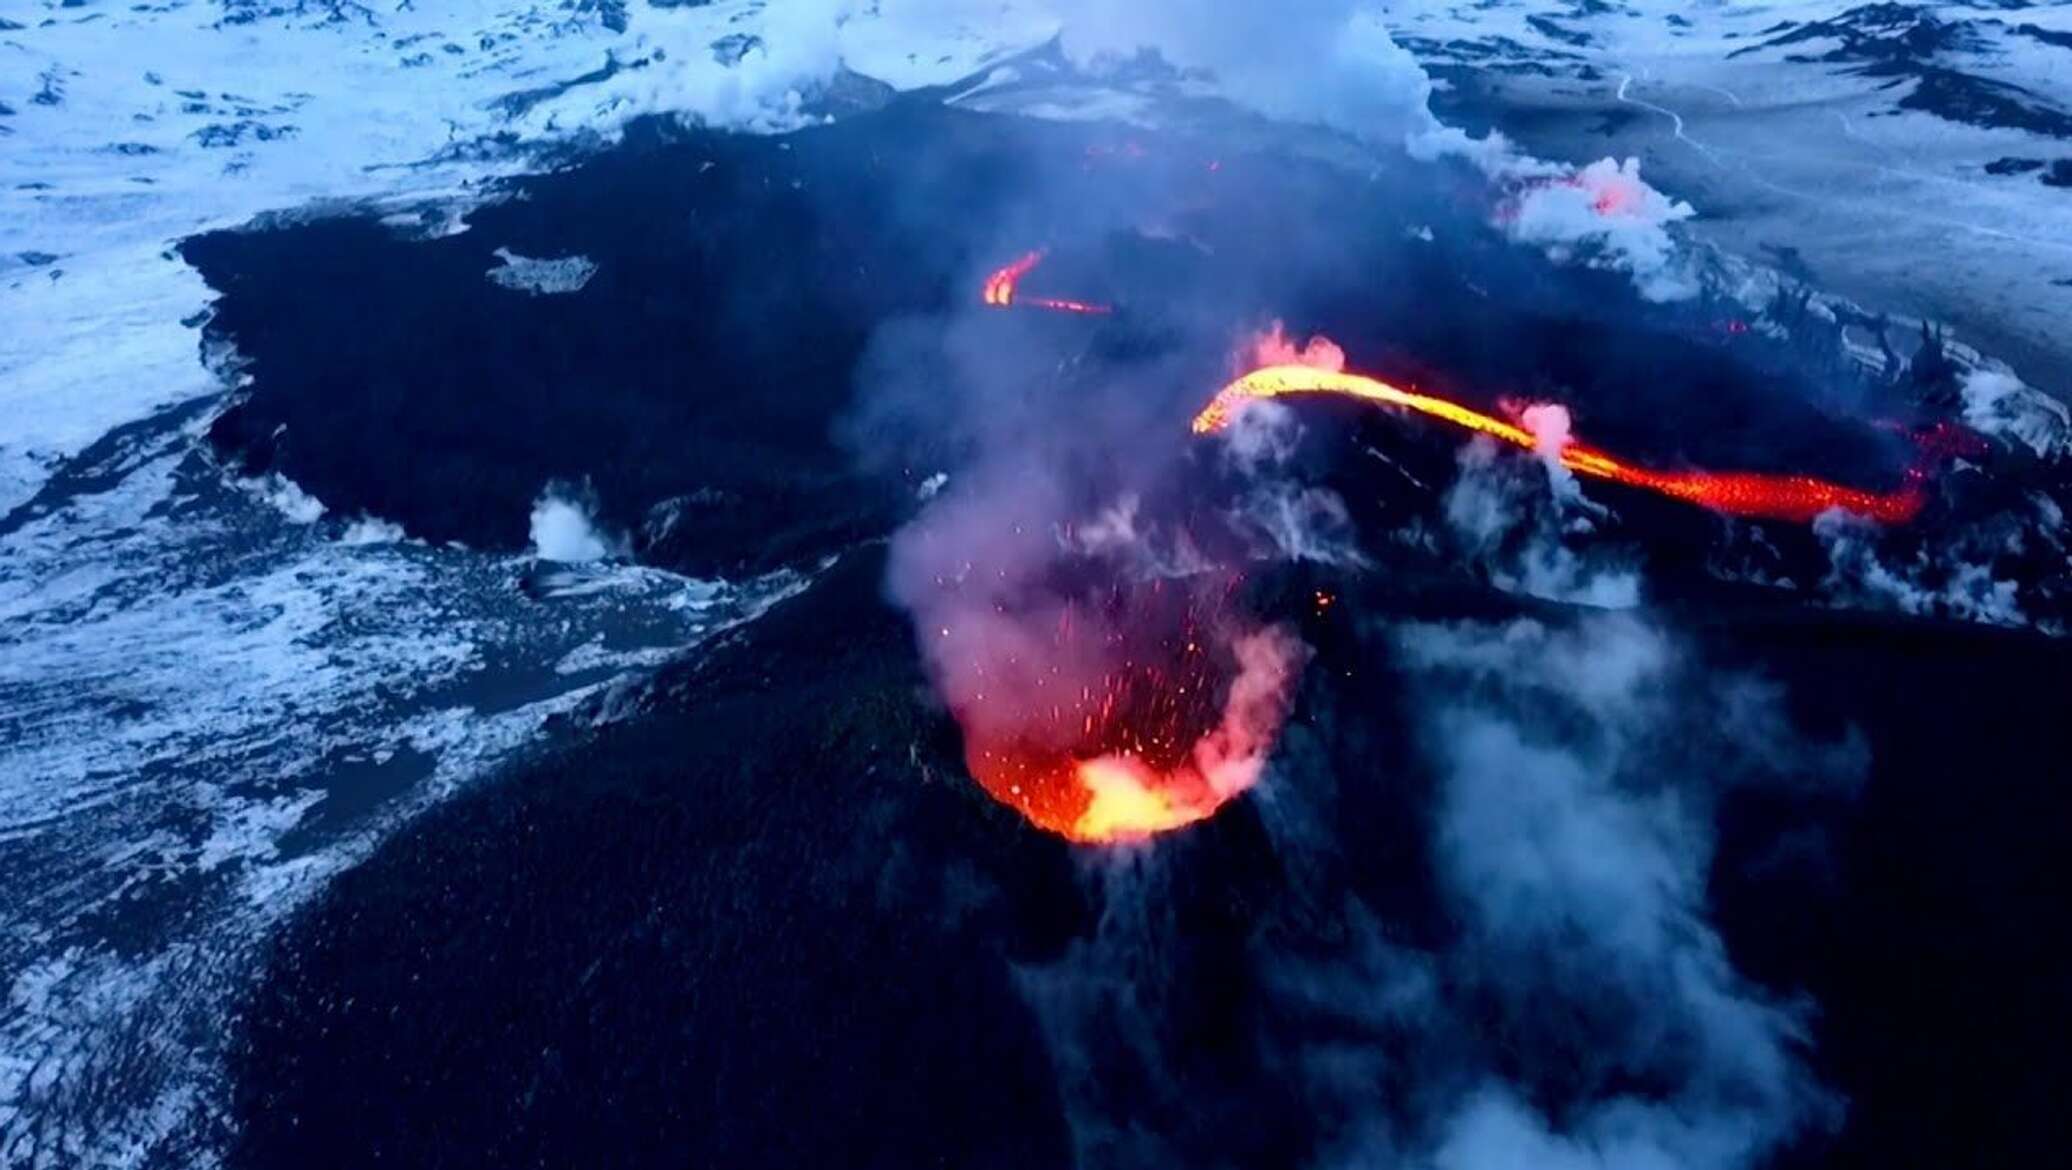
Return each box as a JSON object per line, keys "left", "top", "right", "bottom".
{"left": 1399, "top": 614, "right": 1842, "bottom": 1170}
{"left": 1047, "top": 5, "right": 1698, "bottom": 300}
{"left": 1502, "top": 158, "right": 1699, "bottom": 302}
{"left": 1053, "top": 1, "right": 1444, "bottom": 149}
{"left": 1814, "top": 509, "right": 2032, "bottom": 630}
{"left": 528, "top": 485, "right": 619, "bottom": 563}
{"left": 1218, "top": 400, "right": 1365, "bottom": 567}
{"left": 1445, "top": 437, "right": 1639, "bottom": 610}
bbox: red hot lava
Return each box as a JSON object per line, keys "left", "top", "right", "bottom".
{"left": 980, "top": 251, "right": 1112, "bottom": 316}
{"left": 1196, "top": 357, "right": 1931, "bottom": 525}
{"left": 928, "top": 570, "right": 1303, "bottom": 844}
{"left": 936, "top": 266, "right": 1945, "bottom": 847}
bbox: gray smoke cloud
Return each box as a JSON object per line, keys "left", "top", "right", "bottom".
{"left": 1046, "top": 0, "right": 1700, "bottom": 299}
{"left": 817, "top": 4, "right": 1853, "bottom": 1161}
{"left": 1016, "top": 610, "right": 1858, "bottom": 1168}
{"left": 1398, "top": 614, "right": 1848, "bottom": 1170}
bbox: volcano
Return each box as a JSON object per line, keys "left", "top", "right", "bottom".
{"left": 943, "top": 570, "right": 1302, "bottom": 842}
{"left": 13, "top": 39, "right": 2072, "bottom": 1170}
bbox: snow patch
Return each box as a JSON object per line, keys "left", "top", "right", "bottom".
{"left": 1962, "top": 367, "right": 2071, "bottom": 459}
{"left": 486, "top": 248, "right": 598, "bottom": 296}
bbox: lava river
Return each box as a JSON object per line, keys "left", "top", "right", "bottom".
{"left": 942, "top": 260, "right": 1938, "bottom": 847}
{"left": 1195, "top": 364, "right": 1930, "bottom": 524}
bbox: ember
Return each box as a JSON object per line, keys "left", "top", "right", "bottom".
{"left": 948, "top": 576, "right": 1302, "bottom": 843}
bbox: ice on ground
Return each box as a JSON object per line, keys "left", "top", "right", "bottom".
{"left": 0, "top": 401, "right": 808, "bottom": 1168}
{"left": 0, "top": 0, "right": 1054, "bottom": 513}
{"left": 487, "top": 247, "right": 598, "bottom": 295}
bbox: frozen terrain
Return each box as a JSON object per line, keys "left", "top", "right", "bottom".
{"left": 1383, "top": 0, "right": 2072, "bottom": 395}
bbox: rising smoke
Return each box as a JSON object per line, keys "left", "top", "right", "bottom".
{"left": 1015, "top": 611, "right": 1857, "bottom": 1169}
{"left": 1398, "top": 615, "right": 1847, "bottom": 1170}
{"left": 831, "top": 0, "right": 1866, "bottom": 1159}
{"left": 529, "top": 482, "right": 619, "bottom": 563}
{"left": 1049, "top": 0, "right": 1700, "bottom": 300}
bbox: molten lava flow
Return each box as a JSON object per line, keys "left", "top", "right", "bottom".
{"left": 949, "top": 579, "right": 1302, "bottom": 843}
{"left": 1195, "top": 365, "right": 1928, "bottom": 524}
{"left": 1019, "top": 296, "right": 1112, "bottom": 315}
{"left": 981, "top": 251, "right": 1042, "bottom": 306}
{"left": 980, "top": 252, "right": 1112, "bottom": 315}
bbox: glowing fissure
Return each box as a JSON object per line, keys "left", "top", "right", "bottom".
{"left": 980, "top": 252, "right": 1112, "bottom": 315}
{"left": 1195, "top": 365, "right": 1928, "bottom": 525}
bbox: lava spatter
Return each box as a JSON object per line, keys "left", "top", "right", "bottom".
{"left": 947, "top": 575, "right": 1302, "bottom": 844}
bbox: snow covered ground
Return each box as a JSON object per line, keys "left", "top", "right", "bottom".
{"left": 0, "top": 0, "right": 1055, "bottom": 516}
{"left": 1, "top": 5, "right": 1036, "bottom": 1162}
{"left": 1381, "top": 0, "right": 2072, "bottom": 397}
{"left": 0, "top": 392, "right": 807, "bottom": 1165}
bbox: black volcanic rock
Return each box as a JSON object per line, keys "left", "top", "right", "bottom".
{"left": 230, "top": 550, "right": 1090, "bottom": 1169}
{"left": 228, "top": 544, "right": 2072, "bottom": 1170}
{"left": 185, "top": 106, "right": 1928, "bottom": 580}
{"left": 1986, "top": 156, "right": 2045, "bottom": 175}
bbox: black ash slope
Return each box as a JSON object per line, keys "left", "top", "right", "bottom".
{"left": 230, "top": 543, "right": 2072, "bottom": 1170}
{"left": 203, "top": 104, "right": 2072, "bottom": 1170}
{"left": 231, "top": 550, "right": 1089, "bottom": 1169}
{"left": 185, "top": 105, "right": 1939, "bottom": 579}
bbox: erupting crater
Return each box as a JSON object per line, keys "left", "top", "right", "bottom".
{"left": 945, "top": 575, "right": 1302, "bottom": 844}
{"left": 941, "top": 264, "right": 1945, "bottom": 847}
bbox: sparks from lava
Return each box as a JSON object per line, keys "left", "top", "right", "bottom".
{"left": 980, "top": 251, "right": 1112, "bottom": 315}
{"left": 945, "top": 263, "right": 1939, "bottom": 847}
{"left": 944, "top": 573, "right": 1302, "bottom": 844}
{"left": 1195, "top": 364, "right": 1929, "bottom": 525}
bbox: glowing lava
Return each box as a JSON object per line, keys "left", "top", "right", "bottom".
{"left": 943, "top": 261, "right": 1940, "bottom": 846}
{"left": 1195, "top": 364, "right": 1928, "bottom": 525}
{"left": 980, "top": 251, "right": 1113, "bottom": 316}
{"left": 948, "top": 580, "right": 1302, "bottom": 843}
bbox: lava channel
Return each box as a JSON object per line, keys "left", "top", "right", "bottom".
{"left": 948, "top": 577, "right": 1302, "bottom": 843}
{"left": 980, "top": 251, "right": 1112, "bottom": 316}
{"left": 1196, "top": 364, "right": 1929, "bottom": 525}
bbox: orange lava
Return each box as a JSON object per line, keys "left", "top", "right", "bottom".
{"left": 980, "top": 252, "right": 1112, "bottom": 315}
{"left": 1195, "top": 365, "right": 1927, "bottom": 525}
{"left": 952, "top": 582, "right": 1300, "bottom": 843}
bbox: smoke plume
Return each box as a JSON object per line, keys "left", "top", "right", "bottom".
{"left": 529, "top": 483, "right": 619, "bottom": 563}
